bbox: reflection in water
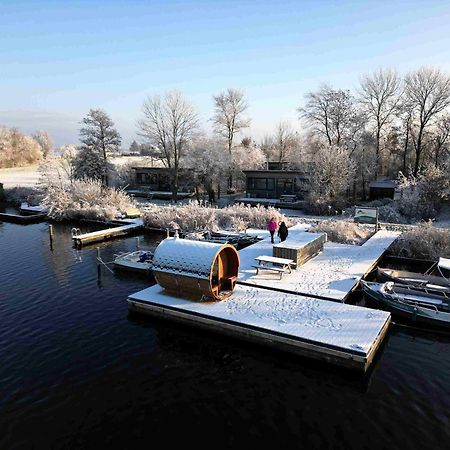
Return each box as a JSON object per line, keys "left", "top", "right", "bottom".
{"left": 0, "top": 221, "right": 449, "bottom": 449}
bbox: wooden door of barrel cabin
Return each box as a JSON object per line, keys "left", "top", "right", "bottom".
{"left": 152, "top": 238, "right": 240, "bottom": 301}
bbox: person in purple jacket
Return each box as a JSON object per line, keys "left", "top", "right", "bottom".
{"left": 267, "top": 217, "right": 278, "bottom": 244}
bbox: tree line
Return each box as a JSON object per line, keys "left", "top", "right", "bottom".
{"left": 5, "top": 65, "right": 449, "bottom": 208}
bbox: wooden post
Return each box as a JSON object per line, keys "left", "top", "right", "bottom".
{"left": 166, "top": 228, "right": 170, "bottom": 238}
{"left": 97, "top": 247, "right": 101, "bottom": 278}
{"left": 136, "top": 236, "right": 140, "bottom": 249}
{"left": 48, "top": 224, "right": 54, "bottom": 250}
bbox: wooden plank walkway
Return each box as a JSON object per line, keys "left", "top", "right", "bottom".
{"left": 128, "top": 284, "right": 391, "bottom": 372}
{"left": 72, "top": 218, "right": 143, "bottom": 247}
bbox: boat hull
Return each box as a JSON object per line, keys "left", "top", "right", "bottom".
{"left": 377, "top": 268, "right": 450, "bottom": 291}
{"left": 362, "top": 282, "right": 450, "bottom": 329}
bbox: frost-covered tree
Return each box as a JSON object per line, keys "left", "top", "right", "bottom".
{"left": 78, "top": 109, "right": 121, "bottom": 186}
{"left": 187, "top": 137, "right": 229, "bottom": 203}
{"left": 59, "top": 144, "right": 78, "bottom": 183}
{"left": 33, "top": 130, "right": 54, "bottom": 158}
{"left": 73, "top": 146, "right": 106, "bottom": 182}
{"left": 272, "top": 121, "right": 298, "bottom": 163}
{"left": 129, "top": 140, "right": 140, "bottom": 154}
{"left": 307, "top": 145, "right": 356, "bottom": 208}
{"left": 212, "top": 88, "right": 250, "bottom": 189}
{"left": 359, "top": 69, "right": 401, "bottom": 178}
{"left": 298, "top": 84, "right": 357, "bottom": 148}
{"left": 232, "top": 142, "right": 266, "bottom": 191}
{"left": 404, "top": 67, "right": 450, "bottom": 175}
{"left": 138, "top": 90, "right": 198, "bottom": 201}
{"left": 0, "top": 126, "right": 43, "bottom": 168}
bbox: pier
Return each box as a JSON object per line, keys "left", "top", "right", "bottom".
{"left": 238, "top": 224, "right": 400, "bottom": 302}
{"left": 0, "top": 211, "right": 47, "bottom": 224}
{"left": 128, "top": 284, "right": 391, "bottom": 371}
{"left": 72, "top": 218, "right": 144, "bottom": 247}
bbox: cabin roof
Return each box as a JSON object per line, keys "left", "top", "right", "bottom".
{"left": 152, "top": 238, "right": 231, "bottom": 279}
{"left": 369, "top": 180, "right": 397, "bottom": 189}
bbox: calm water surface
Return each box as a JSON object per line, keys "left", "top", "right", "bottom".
{"left": 0, "top": 221, "right": 449, "bottom": 449}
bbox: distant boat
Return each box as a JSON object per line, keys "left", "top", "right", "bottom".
{"left": 361, "top": 280, "right": 450, "bottom": 329}
{"left": 113, "top": 250, "right": 154, "bottom": 273}
{"left": 183, "top": 230, "right": 261, "bottom": 248}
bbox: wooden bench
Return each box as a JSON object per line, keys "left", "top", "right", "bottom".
{"left": 253, "top": 255, "right": 295, "bottom": 279}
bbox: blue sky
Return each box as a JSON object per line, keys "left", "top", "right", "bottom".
{"left": 1, "top": 0, "right": 450, "bottom": 147}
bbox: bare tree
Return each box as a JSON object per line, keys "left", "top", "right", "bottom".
{"left": 138, "top": 91, "right": 198, "bottom": 201}
{"left": 78, "top": 109, "right": 121, "bottom": 186}
{"left": 298, "top": 84, "right": 356, "bottom": 147}
{"left": 212, "top": 88, "right": 250, "bottom": 189}
{"left": 433, "top": 114, "right": 450, "bottom": 166}
{"left": 359, "top": 69, "right": 401, "bottom": 178}
{"left": 404, "top": 67, "right": 450, "bottom": 175}
{"left": 273, "top": 121, "right": 298, "bottom": 163}
{"left": 33, "top": 130, "right": 54, "bottom": 158}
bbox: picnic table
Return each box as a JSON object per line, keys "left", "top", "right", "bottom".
{"left": 253, "top": 255, "right": 295, "bottom": 279}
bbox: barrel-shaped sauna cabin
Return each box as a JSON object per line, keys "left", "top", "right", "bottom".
{"left": 152, "top": 237, "right": 240, "bottom": 301}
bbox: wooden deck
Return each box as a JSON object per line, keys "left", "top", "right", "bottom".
{"left": 128, "top": 284, "right": 391, "bottom": 372}
{"left": 238, "top": 225, "right": 400, "bottom": 302}
{"left": 0, "top": 212, "right": 47, "bottom": 224}
{"left": 72, "top": 219, "right": 144, "bottom": 247}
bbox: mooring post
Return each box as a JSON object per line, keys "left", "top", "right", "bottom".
{"left": 136, "top": 236, "right": 140, "bottom": 249}
{"left": 48, "top": 224, "right": 54, "bottom": 250}
{"left": 96, "top": 247, "right": 101, "bottom": 278}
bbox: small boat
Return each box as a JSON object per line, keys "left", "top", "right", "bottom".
{"left": 361, "top": 280, "right": 450, "bottom": 329}
{"left": 209, "top": 231, "right": 261, "bottom": 247}
{"left": 113, "top": 250, "right": 154, "bottom": 273}
{"left": 376, "top": 267, "right": 450, "bottom": 291}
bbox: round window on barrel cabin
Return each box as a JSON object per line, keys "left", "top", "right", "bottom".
{"left": 152, "top": 238, "right": 240, "bottom": 301}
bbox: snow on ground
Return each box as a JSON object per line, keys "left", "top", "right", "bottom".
{"left": 0, "top": 166, "right": 40, "bottom": 188}
{"left": 128, "top": 284, "right": 390, "bottom": 356}
{"left": 238, "top": 224, "right": 400, "bottom": 301}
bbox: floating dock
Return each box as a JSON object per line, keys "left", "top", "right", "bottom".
{"left": 238, "top": 224, "right": 400, "bottom": 302}
{"left": 0, "top": 212, "right": 47, "bottom": 224}
{"left": 128, "top": 284, "right": 391, "bottom": 371}
{"left": 72, "top": 218, "right": 143, "bottom": 247}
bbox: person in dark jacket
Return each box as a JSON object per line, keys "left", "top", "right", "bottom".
{"left": 278, "top": 221, "right": 288, "bottom": 242}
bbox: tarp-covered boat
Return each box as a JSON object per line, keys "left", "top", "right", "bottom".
{"left": 113, "top": 250, "right": 154, "bottom": 273}
{"left": 361, "top": 280, "right": 450, "bottom": 329}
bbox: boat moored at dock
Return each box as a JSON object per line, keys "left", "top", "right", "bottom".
{"left": 361, "top": 280, "right": 450, "bottom": 329}
{"left": 113, "top": 249, "right": 155, "bottom": 273}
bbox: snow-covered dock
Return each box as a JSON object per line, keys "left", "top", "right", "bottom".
{"left": 127, "top": 284, "right": 391, "bottom": 371}
{"left": 238, "top": 224, "right": 400, "bottom": 302}
{"left": 72, "top": 218, "right": 144, "bottom": 247}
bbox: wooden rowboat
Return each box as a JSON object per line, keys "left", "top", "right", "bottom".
{"left": 361, "top": 280, "right": 450, "bottom": 329}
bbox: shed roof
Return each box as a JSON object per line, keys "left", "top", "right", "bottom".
{"left": 152, "top": 238, "right": 227, "bottom": 279}
{"left": 369, "top": 180, "right": 397, "bottom": 189}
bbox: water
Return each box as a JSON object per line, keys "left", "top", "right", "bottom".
{"left": 0, "top": 221, "right": 449, "bottom": 449}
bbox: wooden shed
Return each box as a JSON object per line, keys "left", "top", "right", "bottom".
{"left": 152, "top": 237, "right": 240, "bottom": 301}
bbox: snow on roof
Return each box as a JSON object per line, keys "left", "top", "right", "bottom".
{"left": 369, "top": 180, "right": 397, "bottom": 189}
{"left": 152, "top": 237, "right": 230, "bottom": 279}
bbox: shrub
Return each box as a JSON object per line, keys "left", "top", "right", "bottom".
{"left": 41, "top": 180, "right": 135, "bottom": 221}
{"left": 309, "top": 219, "right": 372, "bottom": 245}
{"left": 388, "top": 222, "right": 450, "bottom": 260}
{"left": 142, "top": 201, "right": 290, "bottom": 231}
{"left": 3, "top": 186, "right": 43, "bottom": 206}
